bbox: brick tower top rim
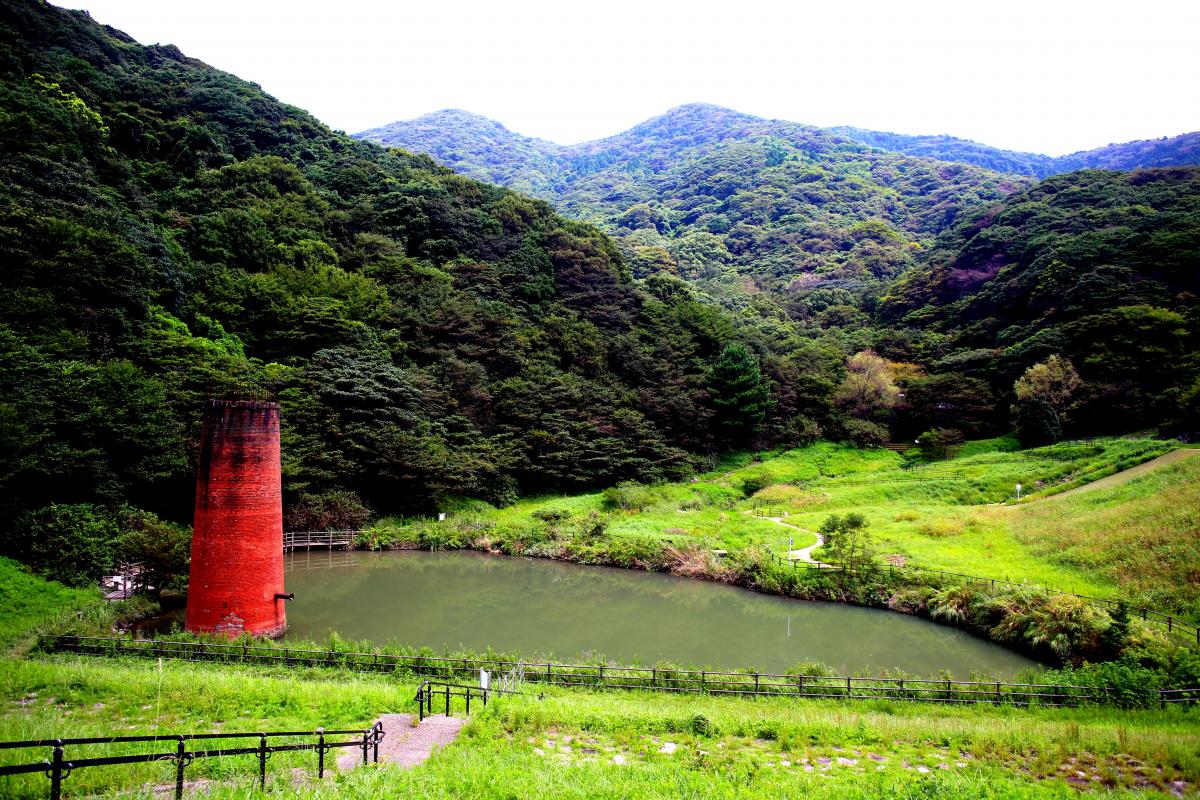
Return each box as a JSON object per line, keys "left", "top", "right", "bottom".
{"left": 205, "top": 398, "right": 281, "bottom": 411}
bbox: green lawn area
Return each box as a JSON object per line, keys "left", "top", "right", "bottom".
{"left": 0, "top": 656, "right": 412, "bottom": 799}
{"left": 0, "top": 556, "right": 100, "bottom": 654}
{"left": 1007, "top": 451, "right": 1200, "bottom": 620}
{"left": 381, "top": 437, "right": 1183, "bottom": 609}
{"left": 2, "top": 655, "right": 1196, "bottom": 799}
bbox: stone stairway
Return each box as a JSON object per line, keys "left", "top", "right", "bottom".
{"left": 338, "top": 713, "right": 465, "bottom": 771}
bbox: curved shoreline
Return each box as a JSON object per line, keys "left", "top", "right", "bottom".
{"left": 353, "top": 538, "right": 1067, "bottom": 667}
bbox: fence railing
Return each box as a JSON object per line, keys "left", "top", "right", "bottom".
{"left": 414, "top": 680, "right": 520, "bottom": 721}
{"left": 282, "top": 530, "right": 360, "bottom": 552}
{"left": 764, "top": 552, "right": 1200, "bottom": 645}
{"left": 0, "top": 722, "right": 383, "bottom": 800}
{"left": 42, "top": 635, "right": 1199, "bottom": 709}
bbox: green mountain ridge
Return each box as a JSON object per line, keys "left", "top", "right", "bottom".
{"left": 359, "top": 103, "right": 1028, "bottom": 301}
{"left": 361, "top": 105, "right": 1200, "bottom": 187}
{"left": 830, "top": 126, "right": 1200, "bottom": 179}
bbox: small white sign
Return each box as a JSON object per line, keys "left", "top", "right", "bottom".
{"left": 480, "top": 669, "right": 490, "bottom": 690}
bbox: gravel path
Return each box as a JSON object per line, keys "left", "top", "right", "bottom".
{"left": 348, "top": 713, "right": 465, "bottom": 769}
{"left": 1054, "top": 448, "right": 1200, "bottom": 498}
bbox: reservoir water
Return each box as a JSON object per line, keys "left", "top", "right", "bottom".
{"left": 284, "top": 549, "right": 1038, "bottom": 678}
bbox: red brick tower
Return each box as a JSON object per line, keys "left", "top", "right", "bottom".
{"left": 185, "top": 399, "right": 287, "bottom": 637}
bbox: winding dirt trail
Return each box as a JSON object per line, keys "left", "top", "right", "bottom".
{"left": 747, "top": 512, "right": 828, "bottom": 565}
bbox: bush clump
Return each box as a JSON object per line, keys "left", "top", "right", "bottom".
{"left": 602, "top": 482, "right": 657, "bottom": 511}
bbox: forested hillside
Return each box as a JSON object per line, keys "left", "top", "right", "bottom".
{"left": 2, "top": 1, "right": 1198, "bottom": 592}
{"left": 359, "top": 104, "right": 1025, "bottom": 303}
{"left": 360, "top": 106, "right": 1200, "bottom": 446}
{"left": 0, "top": 0, "right": 766, "bottom": 543}
{"left": 884, "top": 168, "right": 1200, "bottom": 439}
{"left": 831, "top": 127, "right": 1200, "bottom": 179}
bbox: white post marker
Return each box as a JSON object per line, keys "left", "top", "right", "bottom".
{"left": 438, "top": 512, "right": 446, "bottom": 522}
{"left": 480, "top": 669, "right": 490, "bottom": 691}
{"left": 1016, "top": 483, "right": 1022, "bottom": 501}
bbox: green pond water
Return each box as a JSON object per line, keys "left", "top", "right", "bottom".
{"left": 283, "top": 549, "right": 1039, "bottom": 678}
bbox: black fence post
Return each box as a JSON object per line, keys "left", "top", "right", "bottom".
{"left": 49, "top": 742, "right": 65, "bottom": 800}
{"left": 258, "top": 734, "right": 267, "bottom": 790}
{"left": 361, "top": 729, "right": 369, "bottom": 765}
{"left": 317, "top": 729, "right": 325, "bottom": 778}
{"left": 174, "top": 737, "right": 186, "bottom": 800}
{"left": 444, "top": 684, "right": 450, "bottom": 717}
{"left": 373, "top": 723, "right": 380, "bottom": 763}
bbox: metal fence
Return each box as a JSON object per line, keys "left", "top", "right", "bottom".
{"left": 414, "top": 680, "right": 520, "bottom": 721}
{"left": 43, "top": 635, "right": 1199, "bottom": 709}
{"left": 0, "top": 722, "right": 383, "bottom": 800}
{"left": 764, "top": 552, "right": 1200, "bottom": 645}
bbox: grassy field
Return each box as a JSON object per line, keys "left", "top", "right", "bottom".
{"left": 1, "top": 655, "right": 1196, "bottom": 799}
{"left": 0, "top": 656, "right": 413, "bottom": 799}
{"left": 374, "top": 437, "right": 1189, "bottom": 613}
{"left": 1005, "top": 452, "right": 1200, "bottom": 620}
{"left": 0, "top": 557, "right": 100, "bottom": 654}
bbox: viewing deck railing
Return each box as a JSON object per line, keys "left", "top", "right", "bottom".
{"left": 282, "top": 530, "right": 360, "bottom": 552}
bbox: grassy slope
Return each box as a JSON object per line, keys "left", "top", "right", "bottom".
{"left": 388, "top": 438, "right": 1182, "bottom": 605}
{"left": 0, "top": 657, "right": 412, "bottom": 799}
{"left": 1, "top": 656, "right": 1196, "bottom": 799}
{"left": 0, "top": 557, "right": 99, "bottom": 653}
{"left": 1004, "top": 454, "right": 1200, "bottom": 619}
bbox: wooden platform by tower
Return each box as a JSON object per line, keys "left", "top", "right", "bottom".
{"left": 282, "top": 530, "right": 359, "bottom": 552}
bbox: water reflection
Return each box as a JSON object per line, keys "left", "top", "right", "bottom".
{"left": 284, "top": 550, "right": 1039, "bottom": 678}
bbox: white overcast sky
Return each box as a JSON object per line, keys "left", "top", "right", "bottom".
{"left": 53, "top": 0, "right": 1200, "bottom": 156}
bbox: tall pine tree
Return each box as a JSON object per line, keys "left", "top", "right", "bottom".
{"left": 708, "top": 344, "right": 770, "bottom": 444}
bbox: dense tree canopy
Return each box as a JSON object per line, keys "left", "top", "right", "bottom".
{"left": 884, "top": 168, "right": 1200, "bottom": 437}
{"left": 0, "top": 0, "right": 755, "bottom": 535}
{"left": 1, "top": 0, "right": 1196, "bottom": 585}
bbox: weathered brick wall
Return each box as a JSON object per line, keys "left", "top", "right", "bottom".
{"left": 185, "top": 400, "right": 286, "bottom": 637}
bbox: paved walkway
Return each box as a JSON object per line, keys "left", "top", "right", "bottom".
{"left": 339, "top": 713, "right": 465, "bottom": 771}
